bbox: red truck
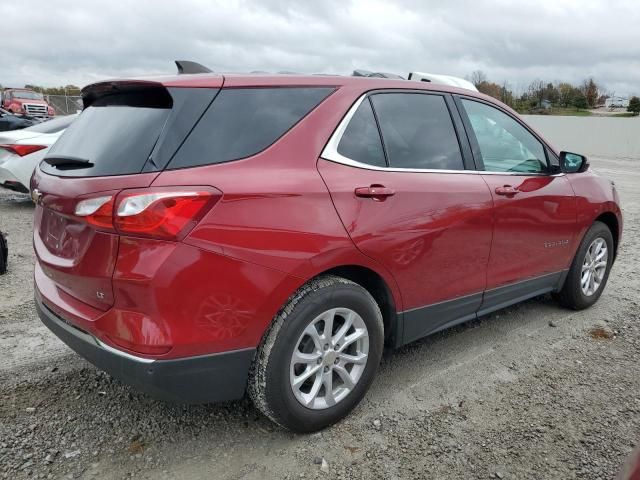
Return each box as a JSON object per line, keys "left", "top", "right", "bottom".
{"left": 1, "top": 88, "right": 55, "bottom": 118}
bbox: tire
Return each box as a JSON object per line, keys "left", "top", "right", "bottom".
{"left": 555, "top": 221, "right": 614, "bottom": 310}
{"left": 248, "top": 275, "right": 384, "bottom": 432}
{"left": 0, "top": 232, "right": 7, "bottom": 275}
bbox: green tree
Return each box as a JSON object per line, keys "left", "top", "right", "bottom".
{"left": 581, "top": 78, "right": 599, "bottom": 108}
{"left": 573, "top": 93, "right": 588, "bottom": 110}
{"left": 628, "top": 96, "right": 640, "bottom": 115}
{"left": 558, "top": 83, "right": 575, "bottom": 107}
{"left": 543, "top": 83, "right": 559, "bottom": 105}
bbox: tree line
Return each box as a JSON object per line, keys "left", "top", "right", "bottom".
{"left": 23, "top": 85, "right": 82, "bottom": 96}
{"left": 468, "top": 71, "right": 639, "bottom": 115}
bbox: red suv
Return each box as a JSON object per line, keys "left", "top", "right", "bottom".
{"left": 33, "top": 69, "right": 622, "bottom": 432}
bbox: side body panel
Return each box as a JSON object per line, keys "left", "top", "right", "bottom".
{"left": 318, "top": 159, "right": 494, "bottom": 343}
{"left": 480, "top": 174, "right": 578, "bottom": 289}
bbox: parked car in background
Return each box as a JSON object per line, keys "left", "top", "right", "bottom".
{"left": 1, "top": 88, "right": 55, "bottom": 118}
{"left": 0, "top": 115, "right": 75, "bottom": 192}
{"left": 32, "top": 67, "right": 622, "bottom": 432}
{"left": 0, "top": 107, "right": 38, "bottom": 132}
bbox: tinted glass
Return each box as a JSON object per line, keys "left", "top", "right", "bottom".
{"left": 461, "top": 99, "right": 547, "bottom": 173}
{"left": 370, "top": 93, "right": 464, "bottom": 170}
{"left": 43, "top": 105, "right": 169, "bottom": 176}
{"left": 25, "top": 115, "right": 76, "bottom": 134}
{"left": 169, "top": 87, "right": 334, "bottom": 169}
{"left": 337, "top": 98, "right": 385, "bottom": 167}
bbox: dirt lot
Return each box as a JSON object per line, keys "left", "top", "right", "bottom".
{"left": 1, "top": 156, "right": 638, "bottom": 480}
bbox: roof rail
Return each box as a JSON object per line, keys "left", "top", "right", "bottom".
{"left": 175, "top": 60, "right": 212, "bottom": 74}
{"left": 352, "top": 69, "right": 405, "bottom": 80}
{"left": 408, "top": 72, "right": 478, "bottom": 92}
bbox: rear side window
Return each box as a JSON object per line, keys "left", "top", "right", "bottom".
{"left": 370, "top": 93, "right": 464, "bottom": 170}
{"left": 43, "top": 87, "right": 172, "bottom": 177}
{"left": 168, "top": 87, "right": 334, "bottom": 169}
{"left": 337, "top": 98, "right": 386, "bottom": 167}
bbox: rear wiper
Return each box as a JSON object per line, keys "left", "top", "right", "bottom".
{"left": 44, "top": 156, "right": 94, "bottom": 169}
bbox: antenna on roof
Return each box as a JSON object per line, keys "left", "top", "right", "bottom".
{"left": 175, "top": 60, "right": 212, "bottom": 74}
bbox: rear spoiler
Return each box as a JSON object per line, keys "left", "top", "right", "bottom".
{"left": 81, "top": 81, "right": 173, "bottom": 109}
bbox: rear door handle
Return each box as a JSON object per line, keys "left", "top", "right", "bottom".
{"left": 495, "top": 185, "right": 520, "bottom": 196}
{"left": 354, "top": 185, "right": 395, "bottom": 201}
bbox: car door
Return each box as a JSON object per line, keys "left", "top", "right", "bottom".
{"left": 456, "top": 97, "right": 578, "bottom": 313}
{"left": 318, "top": 91, "right": 494, "bottom": 344}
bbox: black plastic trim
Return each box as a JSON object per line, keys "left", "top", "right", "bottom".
{"left": 36, "top": 296, "right": 254, "bottom": 404}
{"left": 398, "top": 271, "right": 568, "bottom": 346}
{"left": 477, "top": 271, "right": 563, "bottom": 317}
{"left": 402, "top": 292, "right": 483, "bottom": 345}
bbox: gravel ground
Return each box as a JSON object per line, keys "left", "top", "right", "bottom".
{"left": 0, "top": 156, "right": 638, "bottom": 480}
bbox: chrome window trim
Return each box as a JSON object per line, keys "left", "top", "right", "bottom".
{"left": 321, "top": 92, "right": 564, "bottom": 178}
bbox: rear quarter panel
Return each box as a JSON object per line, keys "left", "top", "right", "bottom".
{"left": 152, "top": 84, "right": 404, "bottom": 311}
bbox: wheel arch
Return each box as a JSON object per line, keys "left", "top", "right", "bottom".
{"left": 594, "top": 211, "right": 620, "bottom": 260}
{"left": 319, "top": 265, "right": 401, "bottom": 347}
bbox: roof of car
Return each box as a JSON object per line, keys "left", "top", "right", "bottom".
{"left": 82, "top": 72, "right": 516, "bottom": 118}
{"left": 88, "top": 72, "right": 485, "bottom": 97}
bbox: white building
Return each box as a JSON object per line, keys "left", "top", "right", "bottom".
{"left": 605, "top": 96, "right": 629, "bottom": 108}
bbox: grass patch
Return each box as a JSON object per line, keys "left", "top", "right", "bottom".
{"left": 611, "top": 112, "right": 638, "bottom": 117}
{"left": 548, "top": 108, "right": 592, "bottom": 116}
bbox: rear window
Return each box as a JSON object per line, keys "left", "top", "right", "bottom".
{"left": 42, "top": 88, "right": 171, "bottom": 177}
{"left": 167, "top": 87, "right": 334, "bottom": 169}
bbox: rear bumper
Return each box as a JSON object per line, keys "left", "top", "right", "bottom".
{"left": 36, "top": 296, "right": 255, "bottom": 404}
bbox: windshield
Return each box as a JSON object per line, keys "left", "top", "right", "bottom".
{"left": 24, "top": 115, "right": 76, "bottom": 134}
{"left": 12, "top": 91, "right": 44, "bottom": 100}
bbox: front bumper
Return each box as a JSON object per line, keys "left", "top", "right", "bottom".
{"left": 36, "top": 296, "right": 255, "bottom": 404}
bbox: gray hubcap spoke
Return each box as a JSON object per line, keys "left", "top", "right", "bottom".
{"left": 290, "top": 307, "right": 369, "bottom": 410}
{"left": 580, "top": 237, "right": 608, "bottom": 297}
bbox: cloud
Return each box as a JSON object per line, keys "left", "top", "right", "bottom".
{"left": 1, "top": 0, "right": 638, "bottom": 95}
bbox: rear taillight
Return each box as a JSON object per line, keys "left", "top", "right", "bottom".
{"left": 0, "top": 144, "right": 47, "bottom": 156}
{"left": 75, "top": 196, "right": 114, "bottom": 230}
{"left": 74, "top": 187, "right": 221, "bottom": 240}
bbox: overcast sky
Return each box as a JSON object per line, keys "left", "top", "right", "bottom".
{"left": 2, "top": 0, "right": 639, "bottom": 96}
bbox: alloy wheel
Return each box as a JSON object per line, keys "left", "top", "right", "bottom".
{"left": 289, "top": 308, "right": 369, "bottom": 410}
{"left": 581, "top": 237, "right": 608, "bottom": 296}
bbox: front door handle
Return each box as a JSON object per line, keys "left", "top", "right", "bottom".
{"left": 355, "top": 185, "right": 395, "bottom": 201}
{"left": 495, "top": 185, "right": 520, "bottom": 196}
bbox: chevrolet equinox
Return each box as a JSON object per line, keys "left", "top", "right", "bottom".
{"left": 33, "top": 67, "right": 622, "bottom": 432}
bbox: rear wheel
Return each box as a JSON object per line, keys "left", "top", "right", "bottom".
{"left": 555, "top": 221, "right": 614, "bottom": 310}
{"left": 248, "top": 275, "right": 384, "bottom": 432}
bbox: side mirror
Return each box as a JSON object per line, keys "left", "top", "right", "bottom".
{"left": 560, "top": 151, "right": 589, "bottom": 173}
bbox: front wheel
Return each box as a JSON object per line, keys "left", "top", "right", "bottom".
{"left": 555, "top": 221, "right": 614, "bottom": 310}
{"left": 248, "top": 275, "right": 384, "bottom": 432}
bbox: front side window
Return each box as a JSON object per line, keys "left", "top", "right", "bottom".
{"left": 337, "top": 98, "right": 386, "bottom": 167}
{"left": 369, "top": 93, "right": 464, "bottom": 170}
{"left": 461, "top": 99, "right": 547, "bottom": 174}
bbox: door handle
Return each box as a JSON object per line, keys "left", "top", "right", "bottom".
{"left": 355, "top": 185, "right": 395, "bottom": 201}
{"left": 495, "top": 185, "right": 520, "bottom": 196}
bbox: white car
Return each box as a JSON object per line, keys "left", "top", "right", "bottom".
{"left": 0, "top": 115, "right": 76, "bottom": 193}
